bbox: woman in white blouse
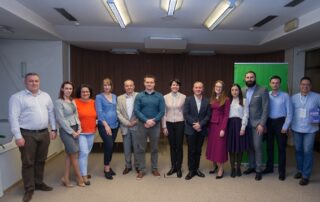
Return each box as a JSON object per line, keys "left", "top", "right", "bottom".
{"left": 227, "top": 84, "right": 250, "bottom": 178}
{"left": 162, "top": 79, "right": 186, "bottom": 178}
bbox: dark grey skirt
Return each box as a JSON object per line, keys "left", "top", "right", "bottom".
{"left": 59, "top": 125, "right": 79, "bottom": 154}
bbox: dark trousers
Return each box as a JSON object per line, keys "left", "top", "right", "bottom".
{"left": 19, "top": 129, "right": 50, "bottom": 192}
{"left": 266, "top": 117, "right": 288, "bottom": 175}
{"left": 98, "top": 124, "right": 118, "bottom": 166}
{"left": 167, "top": 121, "right": 184, "bottom": 170}
{"left": 187, "top": 133, "right": 205, "bottom": 172}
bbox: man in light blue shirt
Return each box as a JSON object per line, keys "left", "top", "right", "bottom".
{"left": 263, "top": 75, "right": 292, "bottom": 181}
{"left": 291, "top": 76, "right": 320, "bottom": 186}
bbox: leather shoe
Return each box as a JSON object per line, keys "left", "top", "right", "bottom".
{"left": 166, "top": 167, "right": 177, "bottom": 176}
{"left": 110, "top": 168, "right": 116, "bottom": 176}
{"left": 243, "top": 168, "right": 255, "bottom": 175}
{"left": 294, "top": 172, "right": 302, "bottom": 179}
{"left": 230, "top": 168, "right": 236, "bottom": 178}
{"left": 236, "top": 168, "right": 242, "bottom": 177}
{"left": 136, "top": 172, "right": 145, "bottom": 180}
{"left": 177, "top": 169, "right": 182, "bottom": 178}
{"left": 104, "top": 171, "right": 113, "bottom": 180}
{"left": 152, "top": 170, "right": 161, "bottom": 177}
{"left": 279, "top": 174, "right": 286, "bottom": 181}
{"left": 23, "top": 190, "right": 34, "bottom": 202}
{"left": 185, "top": 172, "right": 195, "bottom": 180}
{"left": 255, "top": 172, "right": 262, "bottom": 181}
{"left": 123, "top": 167, "right": 132, "bottom": 175}
{"left": 196, "top": 170, "right": 205, "bottom": 178}
{"left": 299, "top": 178, "right": 309, "bottom": 186}
{"left": 262, "top": 168, "right": 274, "bottom": 175}
{"left": 35, "top": 183, "right": 53, "bottom": 191}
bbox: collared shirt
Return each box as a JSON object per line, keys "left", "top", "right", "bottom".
{"left": 229, "top": 97, "right": 249, "bottom": 130}
{"left": 269, "top": 91, "right": 292, "bottom": 130}
{"left": 194, "top": 95, "right": 202, "bottom": 112}
{"left": 9, "top": 89, "right": 56, "bottom": 139}
{"left": 291, "top": 91, "right": 320, "bottom": 133}
{"left": 162, "top": 92, "right": 186, "bottom": 128}
{"left": 95, "top": 93, "right": 119, "bottom": 128}
{"left": 125, "top": 94, "right": 134, "bottom": 120}
{"left": 246, "top": 85, "right": 256, "bottom": 105}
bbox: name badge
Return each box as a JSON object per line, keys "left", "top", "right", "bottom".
{"left": 298, "top": 108, "right": 307, "bottom": 118}
{"left": 309, "top": 108, "right": 320, "bottom": 123}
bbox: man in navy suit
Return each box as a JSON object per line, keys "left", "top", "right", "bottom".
{"left": 184, "top": 81, "right": 211, "bottom": 180}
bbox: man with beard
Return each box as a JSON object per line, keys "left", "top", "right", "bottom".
{"left": 242, "top": 71, "right": 269, "bottom": 181}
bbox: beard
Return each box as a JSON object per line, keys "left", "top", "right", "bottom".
{"left": 246, "top": 80, "right": 256, "bottom": 87}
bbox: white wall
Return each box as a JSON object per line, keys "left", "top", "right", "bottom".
{"left": 0, "top": 39, "right": 67, "bottom": 194}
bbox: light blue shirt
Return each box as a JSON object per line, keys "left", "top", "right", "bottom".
{"left": 291, "top": 91, "right": 320, "bottom": 133}
{"left": 269, "top": 91, "right": 292, "bottom": 130}
{"left": 95, "top": 93, "right": 119, "bottom": 129}
{"left": 246, "top": 85, "right": 256, "bottom": 105}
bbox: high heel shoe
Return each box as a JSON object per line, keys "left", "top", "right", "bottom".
{"left": 77, "top": 179, "right": 86, "bottom": 187}
{"left": 209, "top": 165, "right": 218, "bottom": 174}
{"left": 216, "top": 171, "right": 224, "bottom": 179}
{"left": 61, "top": 178, "right": 74, "bottom": 188}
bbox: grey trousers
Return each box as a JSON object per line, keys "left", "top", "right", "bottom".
{"left": 122, "top": 129, "right": 138, "bottom": 169}
{"left": 135, "top": 122, "right": 160, "bottom": 172}
{"left": 247, "top": 124, "right": 263, "bottom": 173}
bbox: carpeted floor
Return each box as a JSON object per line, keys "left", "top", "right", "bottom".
{"left": 2, "top": 139, "right": 320, "bottom": 202}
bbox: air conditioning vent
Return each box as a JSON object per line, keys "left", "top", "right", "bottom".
{"left": 54, "top": 8, "right": 78, "bottom": 22}
{"left": 284, "top": 0, "right": 304, "bottom": 7}
{"left": 253, "top": 15, "right": 278, "bottom": 27}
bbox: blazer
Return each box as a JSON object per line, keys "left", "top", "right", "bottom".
{"left": 117, "top": 92, "right": 138, "bottom": 135}
{"left": 242, "top": 85, "right": 269, "bottom": 128}
{"left": 55, "top": 99, "right": 81, "bottom": 134}
{"left": 210, "top": 98, "right": 231, "bottom": 132}
{"left": 183, "top": 95, "right": 211, "bottom": 136}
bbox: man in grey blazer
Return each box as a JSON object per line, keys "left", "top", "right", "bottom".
{"left": 117, "top": 80, "right": 138, "bottom": 175}
{"left": 242, "top": 71, "right": 269, "bottom": 181}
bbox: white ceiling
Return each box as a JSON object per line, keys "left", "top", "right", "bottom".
{"left": 1, "top": 0, "right": 320, "bottom": 53}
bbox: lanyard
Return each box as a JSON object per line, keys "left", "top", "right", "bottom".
{"left": 299, "top": 94, "right": 308, "bottom": 107}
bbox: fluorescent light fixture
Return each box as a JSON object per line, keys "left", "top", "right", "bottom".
{"left": 161, "top": 0, "right": 183, "bottom": 16}
{"left": 204, "top": 0, "right": 242, "bottom": 31}
{"left": 102, "top": 0, "right": 131, "bottom": 28}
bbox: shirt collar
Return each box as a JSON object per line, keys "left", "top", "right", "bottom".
{"left": 125, "top": 93, "right": 134, "bottom": 98}
{"left": 144, "top": 90, "right": 155, "bottom": 95}
{"left": 24, "top": 89, "right": 41, "bottom": 96}
{"left": 270, "top": 91, "right": 281, "bottom": 97}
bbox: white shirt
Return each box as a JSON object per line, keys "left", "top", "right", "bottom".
{"left": 9, "top": 89, "right": 56, "bottom": 139}
{"left": 229, "top": 97, "right": 249, "bottom": 131}
{"left": 125, "top": 94, "right": 134, "bottom": 120}
{"left": 194, "top": 95, "right": 202, "bottom": 113}
{"left": 162, "top": 92, "right": 186, "bottom": 128}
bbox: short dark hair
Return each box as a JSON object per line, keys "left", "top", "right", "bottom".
{"left": 59, "top": 81, "right": 74, "bottom": 99}
{"left": 76, "top": 84, "right": 94, "bottom": 99}
{"left": 269, "top": 75, "right": 282, "bottom": 83}
{"left": 144, "top": 74, "right": 156, "bottom": 82}
{"left": 245, "top": 70, "right": 256, "bottom": 78}
{"left": 24, "top": 72, "right": 40, "bottom": 79}
{"left": 300, "top": 76, "right": 312, "bottom": 84}
{"left": 169, "top": 78, "right": 181, "bottom": 86}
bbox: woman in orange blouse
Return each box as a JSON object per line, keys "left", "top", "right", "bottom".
{"left": 75, "top": 84, "right": 97, "bottom": 185}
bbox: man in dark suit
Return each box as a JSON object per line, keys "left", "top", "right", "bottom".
{"left": 242, "top": 71, "right": 269, "bottom": 181}
{"left": 184, "top": 81, "right": 211, "bottom": 180}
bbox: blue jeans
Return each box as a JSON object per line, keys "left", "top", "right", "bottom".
{"left": 293, "top": 131, "right": 316, "bottom": 179}
{"left": 78, "top": 134, "right": 95, "bottom": 176}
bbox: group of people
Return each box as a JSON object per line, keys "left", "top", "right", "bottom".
{"left": 8, "top": 71, "right": 320, "bottom": 202}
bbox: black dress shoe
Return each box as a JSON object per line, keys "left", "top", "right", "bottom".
{"left": 185, "top": 172, "right": 195, "bottom": 180}
{"left": 84, "top": 180, "right": 91, "bottom": 185}
{"left": 23, "top": 190, "right": 34, "bottom": 202}
{"left": 236, "top": 168, "right": 242, "bottom": 177}
{"left": 262, "top": 168, "right": 274, "bottom": 174}
{"left": 243, "top": 168, "right": 255, "bottom": 175}
{"left": 110, "top": 168, "right": 116, "bottom": 176}
{"left": 209, "top": 165, "right": 218, "bottom": 174}
{"left": 294, "top": 172, "right": 302, "bottom": 179}
{"left": 279, "top": 174, "right": 286, "bottom": 181}
{"left": 167, "top": 167, "right": 177, "bottom": 176}
{"left": 216, "top": 171, "right": 224, "bottom": 179}
{"left": 255, "top": 172, "right": 262, "bottom": 181}
{"left": 177, "top": 169, "right": 182, "bottom": 178}
{"left": 299, "top": 178, "right": 309, "bottom": 186}
{"left": 123, "top": 167, "right": 132, "bottom": 175}
{"left": 104, "top": 171, "right": 113, "bottom": 180}
{"left": 196, "top": 170, "right": 205, "bottom": 177}
{"left": 230, "top": 168, "right": 236, "bottom": 178}
{"left": 35, "top": 183, "right": 53, "bottom": 191}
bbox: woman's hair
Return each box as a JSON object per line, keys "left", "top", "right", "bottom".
{"left": 75, "top": 84, "right": 94, "bottom": 99}
{"left": 210, "top": 80, "right": 228, "bottom": 106}
{"left": 58, "top": 81, "right": 74, "bottom": 100}
{"left": 169, "top": 78, "right": 181, "bottom": 86}
{"left": 229, "top": 83, "right": 243, "bottom": 106}
{"left": 102, "top": 78, "right": 113, "bottom": 92}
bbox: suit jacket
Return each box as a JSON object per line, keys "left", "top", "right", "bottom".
{"left": 183, "top": 95, "right": 211, "bottom": 136}
{"left": 242, "top": 85, "right": 269, "bottom": 128}
{"left": 117, "top": 92, "right": 138, "bottom": 135}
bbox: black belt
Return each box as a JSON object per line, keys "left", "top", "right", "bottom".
{"left": 269, "top": 117, "right": 285, "bottom": 121}
{"left": 20, "top": 128, "right": 48, "bottom": 133}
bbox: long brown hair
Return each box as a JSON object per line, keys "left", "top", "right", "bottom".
{"left": 229, "top": 83, "right": 243, "bottom": 106}
{"left": 211, "top": 80, "right": 228, "bottom": 106}
{"left": 59, "top": 81, "right": 74, "bottom": 100}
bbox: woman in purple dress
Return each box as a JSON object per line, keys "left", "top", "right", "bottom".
{"left": 206, "top": 80, "right": 230, "bottom": 179}
{"left": 227, "top": 84, "right": 250, "bottom": 178}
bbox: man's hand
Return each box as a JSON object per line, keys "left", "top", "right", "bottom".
{"left": 50, "top": 131, "right": 57, "bottom": 140}
{"left": 15, "top": 137, "right": 25, "bottom": 147}
{"left": 192, "top": 122, "right": 201, "bottom": 132}
{"left": 281, "top": 128, "right": 288, "bottom": 134}
{"left": 146, "top": 119, "right": 156, "bottom": 127}
{"left": 240, "top": 130, "right": 245, "bottom": 136}
{"left": 256, "top": 124, "right": 264, "bottom": 135}
{"left": 163, "top": 128, "right": 168, "bottom": 136}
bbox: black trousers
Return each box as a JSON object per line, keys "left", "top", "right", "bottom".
{"left": 167, "top": 121, "right": 184, "bottom": 170}
{"left": 187, "top": 132, "right": 205, "bottom": 172}
{"left": 97, "top": 124, "right": 118, "bottom": 166}
{"left": 266, "top": 117, "right": 288, "bottom": 175}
